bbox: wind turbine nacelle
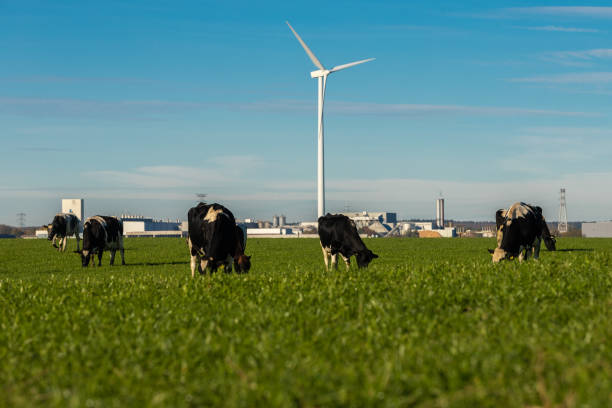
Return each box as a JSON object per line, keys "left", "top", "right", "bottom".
{"left": 310, "top": 70, "right": 329, "bottom": 78}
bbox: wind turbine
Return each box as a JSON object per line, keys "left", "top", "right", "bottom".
{"left": 286, "top": 21, "right": 374, "bottom": 218}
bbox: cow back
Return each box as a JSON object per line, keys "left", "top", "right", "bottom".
{"left": 318, "top": 214, "right": 366, "bottom": 255}
{"left": 83, "top": 216, "right": 122, "bottom": 251}
{"left": 188, "top": 202, "right": 238, "bottom": 260}
{"left": 497, "top": 203, "right": 540, "bottom": 254}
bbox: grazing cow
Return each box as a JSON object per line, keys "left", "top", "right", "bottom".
{"left": 318, "top": 213, "right": 379, "bottom": 270}
{"left": 187, "top": 203, "right": 251, "bottom": 277}
{"left": 540, "top": 220, "right": 557, "bottom": 252}
{"left": 79, "top": 216, "right": 125, "bottom": 267}
{"left": 45, "top": 213, "right": 81, "bottom": 252}
{"left": 489, "top": 202, "right": 555, "bottom": 263}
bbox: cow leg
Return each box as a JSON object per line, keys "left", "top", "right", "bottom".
{"left": 524, "top": 246, "right": 532, "bottom": 261}
{"left": 320, "top": 243, "right": 330, "bottom": 270}
{"left": 224, "top": 255, "right": 233, "bottom": 273}
{"left": 341, "top": 255, "right": 351, "bottom": 271}
{"left": 75, "top": 233, "right": 80, "bottom": 252}
{"left": 518, "top": 246, "right": 526, "bottom": 262}
{"left": 97, "top": 251, "right": 103, "bottom": 266}
{"left": 52, "top": 236, "right": 59, "bottom": 250}
{"left": 190, "top": 254, "right": 199, "bottom": 278}
{"left": 331, "top": 253, "right": 338, "bottom": 270}
{"left": 109, "top": 249, "right": 116, "bottom": 266}
{"left": 61, "top": 236, "right": 68, "bottom": 252}
{"left": 200, "top": 259, "right": 209, "bottom": 275}
{"left": 533, "top": 237, "right": 541, "bottom": 260}
{"left": 119, "top": 237, "right": 125, "bottom": 265}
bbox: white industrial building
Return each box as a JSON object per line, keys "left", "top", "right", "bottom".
{"left": 62, "top": 198, "right": 84, "bottom": 223}
{"left": 341, "top": 211, "right": 397, "bottom": 227}
{"left": 121, "top": 215, "right": 186, "bottom": 237}
{"left": 247, "top": 227, "right": 294, "bottom": 237}
{"left": 582, "top": 221, "right": 612, "bottom": 238}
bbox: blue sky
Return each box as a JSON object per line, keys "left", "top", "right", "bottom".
{"left": 1, "top": 1, "right": 611, "bottom": 225}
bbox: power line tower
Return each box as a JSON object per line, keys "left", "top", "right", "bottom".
{"left": 16, "top": 212, "right": 26, "bottom": 228}
{"left": 558, "top": 188, "right": 568, "bottom": 234}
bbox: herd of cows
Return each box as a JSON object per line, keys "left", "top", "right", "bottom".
{"left": 44, "top": 201, "right": 557, "bottom": 273}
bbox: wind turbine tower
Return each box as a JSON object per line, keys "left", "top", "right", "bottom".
{"left": 287, "top": 22, "right": 374, "bottom": 218}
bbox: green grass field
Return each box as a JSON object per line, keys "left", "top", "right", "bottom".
{"left": 1, "top": 237, "right": 611, "bottom": 407}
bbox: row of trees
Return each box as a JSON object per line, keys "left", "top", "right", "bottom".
{"left": 0, "top": 225, "right": 37, "bottom": 237}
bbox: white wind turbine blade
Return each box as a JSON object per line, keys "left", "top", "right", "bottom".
{"left": 286, "top": 21, "right": 325, "bottom": 70}
{"left": 330, "top": 58, "right": 375, "bottom": 73}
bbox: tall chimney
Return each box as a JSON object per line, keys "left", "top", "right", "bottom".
{"left": 436, "top": 198, "right": 445, "bottom": 229}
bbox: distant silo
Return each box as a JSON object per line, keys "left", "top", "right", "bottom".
{"left": 272, "top": 215, "right": 279, "bottom": 227}
{"left": 279, "top": 215, "right": 286, "bottom": 226}
{"left": 436, "top": 198, "right": 445, "bottom": 229}
{"left": 62, "top": 198, "right": 84, "bottom": 222}
{"left": 62, "top": 198, "right": 84, "bottom": 232}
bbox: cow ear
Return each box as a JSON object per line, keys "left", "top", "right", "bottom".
{"left": 371, "top": 253, "right": 379, "bottom": 259}
{"left": 247, "top": 255, "right": 251, "bottom": 260}
{"left": 487, "top": 249, "right": 495, "bottom": 254}
{"left": 495, "top": 210, "right": 505, "bottom": 227}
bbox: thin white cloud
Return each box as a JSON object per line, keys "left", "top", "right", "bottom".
{"left": 543, "top": 48, "right": 612, "bottom": 66}
{"left": 1, "top": 97, "right": 597, "bottom": 119}
{"left": 243, "top": 100, "right": 599, "bottom": 118}
{"left": 0, "top": 98, "right": 208, "bottom": 119}
{"left": 0, "top": 76, "right": 161, "bottom": 84}
{"left": 509, "top": 7, "right": 612, "bottom": 18}
{"left": 510, "top": 72, "right": 612, "bottom": 84}
{"left": 521, "top": 25, "right": 600, "bottom": 33}
{"left": 85, "top": 158, "right": 263, "bottom": 189}
{"left": 521, "top": 126, "right": 612, "bottom": 137}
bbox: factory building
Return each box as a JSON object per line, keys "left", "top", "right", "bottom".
{"left": 272, "top": 215, "right": 287, "bottom": 227}
{"left": 341, "top": 211, "right": 397, "bottom": 228}
{"left": 582, "top": 221, "right": 612, "bottom": 238}
{"left": 247, "top": 227, "right": 293, "bottom": 236}
{"left": 120, "top": 215, "right": 185, "bottom": 237}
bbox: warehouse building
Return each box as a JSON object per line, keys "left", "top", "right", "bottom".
{"left": 120, "top": 215, "right": 186, "bottom": 237}
{"left": 582, "top": 221, "right": 612, "bottom": 238}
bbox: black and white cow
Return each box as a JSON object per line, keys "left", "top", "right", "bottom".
{"left": 79, "top": 216, "right": 125, "bottom": 267}
{"left": 187, "top": 203, "right": 251, "bottom": 277}
{"left": 46, "top": 213, "right": 81, "bottom": 252}
{"left": 489, "top": 202, "right": 555, "bottom": 263}
{"left": 318, "top": 213, "right": 379, "bottom": 270}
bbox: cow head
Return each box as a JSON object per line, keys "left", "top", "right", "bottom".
{"left": 356, "top": 249, "right": 379, "bottom": 268}
{"left": 543, "top": 235, "right": 556, "bottom": 251}
{"left": 78, "top": 249, "right": 92, "bottom": 267}
{"left": 234, "top": 254, "right": 251, "bottom": 273}
{"left": 488, "top": 248, "right": 511, "bottom": 263}
{"left": 44, "top": 224, "right": 55, "bottom": 241}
